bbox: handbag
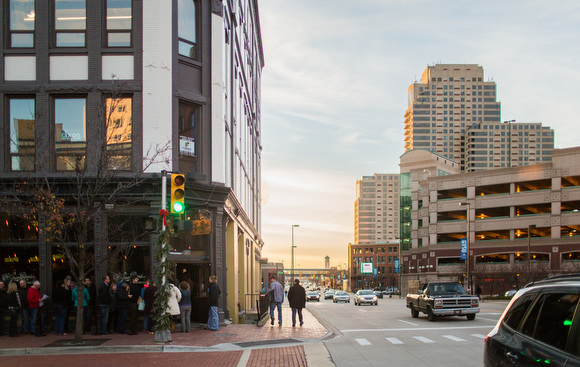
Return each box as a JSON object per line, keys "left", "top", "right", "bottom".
{"left": 138, "top": 300, "right": 145, "bottom": 311}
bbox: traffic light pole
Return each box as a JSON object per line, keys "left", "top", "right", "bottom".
{"left": 161, "top": 170, "right": 167, "bottom": 285}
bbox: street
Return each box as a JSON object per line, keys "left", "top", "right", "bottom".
{"left": 306, "top": 294, "right": 509, "bottom": 367}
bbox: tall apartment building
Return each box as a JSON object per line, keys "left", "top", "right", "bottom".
{"left": 0, "top": 0, "right": 264, "bottom": 324}
{"left": 403, "top": 64, "right": 555, "bottom": 172}
{"left": 355, "top": 174, "right": 400, "bottom": 244}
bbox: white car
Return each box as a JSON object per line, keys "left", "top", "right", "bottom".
{"left": 333, "top": 291, "right": 350, "bottom": 303}
{"left": 504, "top": 289, "right": 517, "bottom": 297}
{"left": 354, "top": 289, "right": 378, "bottom": 306}
{"left": 306, "top": 290, "right": 320, "bottom": 302}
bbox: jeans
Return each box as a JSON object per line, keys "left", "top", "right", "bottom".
{"left": 19, "top": 309, "right": 29, "bottom": 333}
{"left": 291, "top": 308, "right": 303, "bottom": 326}
{"left": 117, "top": 308, "right": 128, "bottom": 334}
{"left": 99, "top": 305, "right": 110, "bottom": 334}
{"left": 53, "top": 305, "right": 67, "bottom": 335}
{"left": 128, "top": 303, "right": 138, "bottom": 333}
{"left": 180, "top": 305, "right": 191, "bottom": 332}
{"left": 207, "top": 306, "right": 219, "bottom": 330}
{"left": 30, "top": 307, "right": 44, "bottom": 335}
{"left": 269, "top": 301, "right": 282, "bottom": 324}
{"left": 9, "top": 309, "right": 19, "bottom": 336}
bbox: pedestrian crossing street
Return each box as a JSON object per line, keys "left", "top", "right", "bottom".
{"left": 354, "top": 333, "right": 487, "bottom": 346}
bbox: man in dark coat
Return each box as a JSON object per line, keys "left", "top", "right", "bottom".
{"left": 287, "top": 279, "right": 306, "bottom": 327}
{"left": 127, "top": 275, "right": 141, "bottom": 335}
{"left": 98, "top": 275, "right": 112, "bottom": 335}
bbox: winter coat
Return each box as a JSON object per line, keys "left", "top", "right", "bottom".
{"left": 27, "top": 287, "right": 42, "bottom": 309}
{"left": 116, "top": 286, "right": 130, "bottom": 309}
{"left": 288, "top": 284, "right": 306, "bottom": 309}
{"left": 98, "top": 282, "right": 112, "bottom": 306}
{"left": 72, "top": 286, "right": 90, "bottom": 307}
{"left": 209, "top": 283, "right": 221, "bottom": 307}
{"left": 166, "top": 284, "right": 182, "bottom": 316}
{"left": 144, "top": 285, "right": 157, "bottom": 316}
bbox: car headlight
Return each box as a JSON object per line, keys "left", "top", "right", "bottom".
{"left": 434, "top": 299, "right": 443, "bottom": 308}
{"left": 373, "top": 296, "right": 377, "bottom": 301}
{"left": 471, "top": 299, "right": 479, "bottom": 307}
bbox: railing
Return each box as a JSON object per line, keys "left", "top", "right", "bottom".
{"left": 244, "top": 292, "right": 270, "bottom": 326}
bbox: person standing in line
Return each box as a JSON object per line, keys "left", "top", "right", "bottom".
{"left": 179, "top": 281, "right": 192, "bottom": 332}
{"left": 140, "top": 279, "right": 150, "bottom": 333}
{"left": 116, "top": 283, "right": 130, "bottom": 334}
{"left": 27, "top": 280, "right": 46, "bottom": 337}
{"left": 127, "top": 275, "right": 141, "bottom": 335}
{"left": 206, "top": 275, "right": 221, "bottom": 331}
{"left": 0, "top": 281, "right": 7, "bottom": 336}
{"left": 6, "top": 282, "right": 21, "bottom": 337}
{"left": 265, "top": 276, "right": 284, "bottom": 326}
{"left": 166, "top": 279, "right": 182, "bottom": 332}
{"left": 62, "top": 276, "right": 73, "bottom": 334}
{"left": 108, "top": 283, "right": 119, "bottom": 333}
{"left": 287, "top": 279, "right": 306, "bottom": 327}
{"left": 98, "top": 275, "right": 112, "bottom": 335}
{"left": 17, "top": 280, "right": 29, "bottom": 335}
{"left": 52, "top": 280, "right": 69, "bottom": 335}
{"left": 144, "top": 281, "right": 157, "bottom": 334}
{"left": 72, "top": 280, "right": 90, "bottom": 332}
{"left": 84, "top": 277, "right": 97, "bottom": 334}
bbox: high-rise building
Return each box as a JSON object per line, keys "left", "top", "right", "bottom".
{"left": 0, "top": 0, "right": 264, "bottom": 324}
{"left": 355, "top": 174, "right": 400, "bottom": 244}
{"left": 404, "top": 64, "right": 555, "bottom": 172}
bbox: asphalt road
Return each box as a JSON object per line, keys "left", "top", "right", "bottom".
{"left": 306, "top": 294, "right": 509, "bottom": 367}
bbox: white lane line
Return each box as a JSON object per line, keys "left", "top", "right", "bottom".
{"left": 471, "top": 334, "right": 487, "bottom": 339}
{"left": 355, "top": 338, "right": 372, "bottom": 346}
{"left": 397, "top": 319, "right": 418, "bottom": 326}
{"left": 414, "top": 336, "right": 435, "bottom": 343}
{"left": 341, "top": 325, "right": 494, "bottom": 333}
{"left": 386, "top": 337, "right": 404, "bottom": 344}
{"left": 478, "top": 317, "right": 500, "bottom": 322}
{"left": 442, "top": 335, "right": 466, "bottom": 342}
{"left": 236, "top": 349, "right": 251, "bottom": 367}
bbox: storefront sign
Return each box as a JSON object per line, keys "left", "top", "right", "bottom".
{"left": 191, "top": 219, "right": 211, "bottom": 235}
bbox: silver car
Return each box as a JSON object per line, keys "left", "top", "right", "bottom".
{"left": 354, "top": 289, "right": 378, "bottom": 306}
{"left": 333, "top": 291, "right": 350, "bottom": 303}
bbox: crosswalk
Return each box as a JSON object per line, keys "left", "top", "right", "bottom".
{"left": 354, "top": 333, "right": 487, "bottom": 346}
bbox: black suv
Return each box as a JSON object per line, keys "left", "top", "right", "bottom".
{"left": 484, "top": 274, "right": 580, "bottom": 366}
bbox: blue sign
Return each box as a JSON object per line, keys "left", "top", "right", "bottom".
{"left": 373, "top": 267, "right": 378, "bottom": 278}
{"left": 394, "top": 259, "right": 399, "bottom": 273}
{"left": 460, "top": 238, "right": 468, "bottom": 260}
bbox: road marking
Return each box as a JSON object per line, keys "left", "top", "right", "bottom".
{"left": 341, "top": 325, "right": 494, "bottom": 333}
{"left": 471, "top": 334, "right": 486, "bottom": 339}
{"left": 236, "top": 349, "right": 251, "bottom": 367}
{"left": 442, "top": 335, "right": 466, "bottom": 342}
{"left": 397, "top": 319, "right": 418, "bottom": 326}
{"left": 386, "top": 337, "right": 404, "bottom": 344}
{"left": 414, "top": 336, "right": 435, "bottom": 343}
{"left": 355, "top": 338, "right": 372, "bottom": 346}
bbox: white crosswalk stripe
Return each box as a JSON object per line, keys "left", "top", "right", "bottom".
{"left": 413, "top": 336, "right": 435, "bottom": 343}
{"left": 470, "top": 334, "right": 487, "bottom": 339}
{"left": 442, "top": 335, "right": 466, "bottom": 342}
{"left": 385, "top": 337, "right": 404, "bottom": 344}
{"left": 356, "top": 338, "right": 372, "bottom": 346}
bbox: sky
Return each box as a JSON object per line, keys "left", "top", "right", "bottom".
{"left": 257, "top": 0, "right": 580, "bottom": 270}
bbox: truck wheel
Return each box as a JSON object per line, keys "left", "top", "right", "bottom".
{"left": 410, "top": 305, "right": 419, "bottom": 318}
{"left": 467, "top": 314, "right": 476, "bottom": 320}
{"left": 427, "top": 307, "right": 437, "bottom": 322}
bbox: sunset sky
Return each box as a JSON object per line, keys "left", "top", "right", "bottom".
{"left": 258, "top": 0, "right": 580, "bottom": 269}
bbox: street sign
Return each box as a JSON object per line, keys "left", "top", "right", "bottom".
{"left": 394, "top": 259, "right": 399, "bottom": 273}
{"left": 460, "top": 238, "right": 468, "bottom": 260}
{"left": 373, "top": 268, "right": 377, "bottom": 278}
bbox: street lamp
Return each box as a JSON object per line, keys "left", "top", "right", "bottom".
{"left": 459, "top": 202, "right": 471, "bottom": 293}
{"left": 528, "top": 224, "right": 536, "bottom": 280}
{"left": 291, "top": 224, "right": 299, "bottom": 283}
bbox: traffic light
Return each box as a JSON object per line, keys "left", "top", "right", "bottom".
{"left": 170, "top": 173, "right": 185, "bottom": 214}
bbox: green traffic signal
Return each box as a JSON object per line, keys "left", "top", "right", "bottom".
{"left": 173, "top": 201, "right": 184, "bottom": 213}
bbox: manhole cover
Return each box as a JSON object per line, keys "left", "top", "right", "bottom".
{"left": 45, "top": 338, "right": 111, "bottom": 348}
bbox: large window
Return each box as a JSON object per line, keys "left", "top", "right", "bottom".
{"left": 106, "top": 97, "right": 132, "bottom": 170}
{"left": 106, "top": 0, "right": 132, "bottom": 47}
{"left": 9, "top": 0, "right": 35, "bottom": 48}
{"left": 178, "top": 0, "right": 197, "bottom": 59}
{"left": 54, "top": 98, "right": 86, "bottom": 171}
{"left": 178, "top": 103, "right": 198, "bottom": 171}
{"left": 8, "top": 98, "right": 36, "bottom": 171}
{"left": 54, "top": 0, "right": 86, "bottom": 47}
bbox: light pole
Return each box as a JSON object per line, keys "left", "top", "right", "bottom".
{"left": 528, "top": 224, "right": 536, "bottom": 280}
{"left": 291, "top": 224, "right": 299, "bottom": 283}
{"left": 459, "top": 202, "right": 471, "bottom": 293}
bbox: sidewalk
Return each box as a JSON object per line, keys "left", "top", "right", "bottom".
{"left": 0, "top": 305, "right": 335, "bottom": 367}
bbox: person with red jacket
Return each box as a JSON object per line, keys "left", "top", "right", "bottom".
{"left": 27, "top": 281, "right": 46, "bottom": 336}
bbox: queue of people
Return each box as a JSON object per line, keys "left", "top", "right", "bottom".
{"left": 0, "top": 274, "right": 221, "bottom": 337}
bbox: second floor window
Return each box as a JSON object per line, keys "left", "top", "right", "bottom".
{"left": 8, "top": 97, "right": 36, "bottom": 171}
{"left": 9, "top": 0, "right": 35, "bottom": 48}
{"left": 106, "top": 0, "right": 132, "bottom": 47}
{"left": 54, "top": 0, "right": 86, "bottom": 47}
{"left": 54, "top": 97, "right": 86, "bottom": 171}
{"left": 106, "top": 97, "right": 133, "bottom": 170}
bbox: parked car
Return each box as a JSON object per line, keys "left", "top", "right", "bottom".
{"left": 325, "top": 290, "right": 335, "bottom": 300}
{"left": 333, "top": 291, "right": 350, "bottom": 303}
{"left": 306, "top": 290, "right": 320, "bottom": 302}
{"left": 484, "top": 274, "right": 580, "bottom": 366}
{"left": 354, "top": 289, "right": 378, "bottom": 306}
{"left": 504, "top": 289, "right": 517, "bottom": 297}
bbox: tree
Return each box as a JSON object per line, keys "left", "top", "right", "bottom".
{"left": 0, "top": 81, "right": 170, "bottom": 344}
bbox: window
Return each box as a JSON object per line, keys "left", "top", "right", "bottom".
{"left": 9, "top": 0, "right": 35, "bottom": 48}
{"left": 106, "top": 97, "right": 132, "bottom": 170}
{"left": 8, "top": 98, "right": 36, "bottom": 171}
{"left": 54, "top": 97, "right": 87, "bottom": 171}
{"left": 503, "top": 293, "right": 535, "bottom": 330}
{"left": 106, "top": 0, "right": 132, "bottom": 47}
{"left": 178, "top": 0, "right": 198, "bottom": 59}
{"left": 54, "top": 0, "right": 86, "bottom": 47}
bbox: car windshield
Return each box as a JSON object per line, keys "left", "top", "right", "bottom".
{"left": 336, "top": 291, "right": 347, "bottom": 295}
{"left": 358, "top": 290, "right": 374, "bottom": 295}
{"left": 427, "top": 284, "right": 466, "bottom": 295}
{"left": 308, "top": 291, "right": 318, "bottom": 295}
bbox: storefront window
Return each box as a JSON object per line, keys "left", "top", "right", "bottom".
{"left": 0, "top": 246, "right": 39, "bottom": 283}
{"left": 107, "top": 246, "right": 151, "bottom": 283}
{"left": 0, "top": 215, "right": 38, "bottom": 242}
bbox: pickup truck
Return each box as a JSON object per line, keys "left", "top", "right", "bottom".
{"left": 406, "top": 282, "right": 479, "bottom": 321}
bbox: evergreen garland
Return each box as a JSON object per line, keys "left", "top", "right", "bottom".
{"left": 152, "top": 217, "right": 175, "bottom": 332}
